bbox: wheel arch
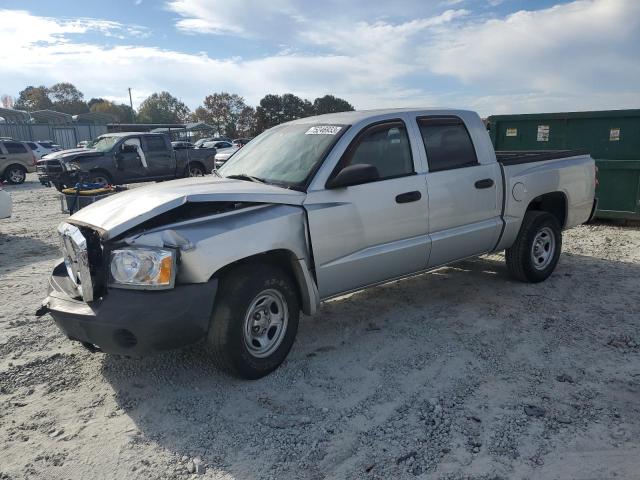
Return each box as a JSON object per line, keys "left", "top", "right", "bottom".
{"left": 88, "top": 168, "right": 114, "bottom": 183}
{"left": 186, "top": 160, "right": 206, "bottom": 176}
{"left": 526, "top": 191, "right": 568, "bottom": 229}
{"left": 212, "top": 249, "right": 319, "bottom": 315}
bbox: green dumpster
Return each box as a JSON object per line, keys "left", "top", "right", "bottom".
{"left": 488, "top": 109, "right": 640, "bottom": 220}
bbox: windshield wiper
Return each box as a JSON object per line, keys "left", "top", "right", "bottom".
{"left": 225, "top": 173, "right": 266, "bottom": 184}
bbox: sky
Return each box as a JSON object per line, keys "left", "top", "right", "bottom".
{"left": 0, "top": 0, "right": 638, "bottom": 116}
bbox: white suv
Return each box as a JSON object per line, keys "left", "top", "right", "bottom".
{"left": 26, "top": 140, "right": 60, "bottom": 160}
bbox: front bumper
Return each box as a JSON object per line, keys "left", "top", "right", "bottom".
{"left": 44, "top": 260, "right": 218, "bottom": 355}
{"left": 37, "top": 160, "right": 67, "bottom": 186}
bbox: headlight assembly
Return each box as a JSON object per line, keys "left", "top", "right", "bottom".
{"left": 109, "top": 248, "right": 176, "bottom": 289}
{"left": 65, "top": 162, "right": 81, "bottom": 171}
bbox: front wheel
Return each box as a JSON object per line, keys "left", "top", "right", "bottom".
{"left": 89, "top": 171, "right": 113, "bottom": 186}
{"left": 505, "top": 210, "right": 562, "bottom": 283}
{"left": 208, "top": 263, "right": 300, "bottom": 379}
{"left": 5, "top": 165, "right": 26, "bottom": 184}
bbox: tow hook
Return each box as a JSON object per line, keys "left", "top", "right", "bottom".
{"left": 35, "top": 301, "right": 50, "bottom": 317}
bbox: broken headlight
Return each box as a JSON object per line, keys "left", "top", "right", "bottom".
{"left": 109, "top": 248, "right": 176, "bottom": 289}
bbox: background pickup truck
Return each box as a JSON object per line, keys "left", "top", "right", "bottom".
{"left": 36, "top": 132, "right": 217, "bottom": 190}
{"left": 41, "top": 108, "right": 596, "bottom": 379}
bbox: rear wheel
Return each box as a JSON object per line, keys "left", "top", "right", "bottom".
{"left": 208, "top": 263, "right": 300, "bottom": 379}
{"left": 506, "top": 210, "right": 562, "bottom": 282}
{"left": 188, "top": 163, "right": 205, "bottom": 177}
{"left": 5, "top": 165, "right": 26, "bottom": 184}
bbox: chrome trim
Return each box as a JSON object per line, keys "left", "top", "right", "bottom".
{"left": 57, "top": 222, "right": 94, "bottom": 302}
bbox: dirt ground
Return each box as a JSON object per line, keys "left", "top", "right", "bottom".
{"left": 1, "top": 174, "right": 639, "bottom": 480}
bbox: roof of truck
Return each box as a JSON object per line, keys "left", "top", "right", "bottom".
{"left": 99, "top": 131, "right": 166, "bottom": 138}
{"left": 288, "top": 108, "right": 475, "bottom": 125}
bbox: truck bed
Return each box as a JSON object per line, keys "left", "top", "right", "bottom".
{"left": 497, "top": 149, "right": 588, "bottom": 166}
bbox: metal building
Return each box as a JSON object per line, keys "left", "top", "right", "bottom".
{"left": 0, "top": 108, "right": 111, "bottom": 149}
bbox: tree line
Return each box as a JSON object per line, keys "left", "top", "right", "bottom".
{"left": 3, "top": 83, "right": 355, "bottom": 137}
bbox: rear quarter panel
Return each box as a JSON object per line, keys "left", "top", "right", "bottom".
{"left": 496, "top": 154, "right": 595, "bottom": 251}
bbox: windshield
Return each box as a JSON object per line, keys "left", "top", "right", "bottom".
{"left": 219, "top": 123, "right": 347, "bottom": 188}
{"left": 91, "top": 136, "right": 120, "bottom": 152}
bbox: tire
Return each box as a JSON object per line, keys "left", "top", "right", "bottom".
{"left": 4, "top": 164, "right": 26, "bottom": 184}
{"left": 208, "top": 262, "right": 300, "bottom": 379}
{"left": 188, "top": 163, "right": 205, "bottom": 177}
{"left": 89, "top": 170, "right": 113, "bottom": 186}
{"left": 506, "top": 210, "right": 562, "bottom": 283}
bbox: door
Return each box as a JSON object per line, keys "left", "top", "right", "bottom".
{"left": 416, "top": 116, "right": 502, "bottom": 267}
{"left": 142, "top": 135, "right": 175, "bottom": 179}
{"left": 305, "top": 120, "right": 430, "bottom": 298}
{"left": 116, "top": 137, "right": 147, "bottom": 181}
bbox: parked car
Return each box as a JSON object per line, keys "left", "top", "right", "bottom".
{"left": 193, "top": 137, "right": 230, "bottom": 148}
{"left": 214, "top": 146, "right": 239, "bottom": 169}
{"left": 36, "top": 132, "right": 217, "bottom": 189}
{"left": 40, "top": 109, "right": 596, "bottom": 379}
{"left": 232, "top": 138, "right": 252, "bottom": 147}
{"left": 202, "top": 140, "right": 233, "bottom": 150}
{"left": 0, "top": 140, "right": 37, "bottom": 184}
{"left": 26, "top": 140, "right": 61, "bottom": 159}
{"left": 0, "top": 186, "right": 11, "bottom": 219}
{"left": 171, "top": 141, "right": 195, "bottom": 150}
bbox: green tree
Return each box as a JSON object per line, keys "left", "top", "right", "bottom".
{"left": 196, "top": 92, "right": 249, "bottom": 137}
{"left": 87, "top": 97, "right": 105, "bottom": 109}
{"left": 89, "top": 99, "right": 135, "bottom": 123}
{"left": 48, "top": 82, "right": 89, "bottom": 114}
{"left": 313, "top": 95, "right": 354, "bottom": 115}
{"left": 14, "top": 86, "right": 53, "bottom": 111}
{"left": 137, "top": 91, "right": 190, "bottom": 123}
{"left": 255, "top": 93, "right": 314, "bottom": 132}
{"left": 236, "top": 106, "right": 257, "bottom": 137}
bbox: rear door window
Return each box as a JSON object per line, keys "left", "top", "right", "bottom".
{"left": 3, "top": 142, "right": 28, "bottom": 154}
{"left": 144, "top": 136, "right": 167, "bottom": 152}
{"left": 417, "top": 117, "right": 478, "bottom": 172}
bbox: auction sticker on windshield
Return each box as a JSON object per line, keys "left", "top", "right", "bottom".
{"left": 305, "top": 126, "right": 342, "bottom": 135}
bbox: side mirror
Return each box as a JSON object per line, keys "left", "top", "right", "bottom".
{"left": 326, "top": 163, "right": 380, "bottom": 189}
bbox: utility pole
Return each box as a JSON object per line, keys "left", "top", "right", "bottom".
{"left": 128, "top": 88, "right": 135, "bottom": 122}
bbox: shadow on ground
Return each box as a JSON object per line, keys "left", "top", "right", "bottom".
{"left": 99, "top": 252, "right": 640, "bottom": 478}
{"left": 0, "top": 233, "right": 58, "bottom": 272}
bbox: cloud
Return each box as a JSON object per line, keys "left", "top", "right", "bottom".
{"left": 166, "top": 0, "right": 299, "bottom": 36}
{"left": 1, "top": 1, "right": 639, "bottom": 116}
{"left": 424, "top": 0, "right": 640, "bottom": 95}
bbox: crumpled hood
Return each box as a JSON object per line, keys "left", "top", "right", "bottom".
{"left": 40, "top": 148, "right": 102, "bottom": 162}
{"left": 68, "top": 176, "right": 306, "bottom": 240}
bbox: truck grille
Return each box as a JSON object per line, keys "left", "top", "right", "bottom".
{"left": 58, "top": 222, "right": 95, "bottom": 302}
{"left": 37, "top": 160, "right": 63, "bottom": 174}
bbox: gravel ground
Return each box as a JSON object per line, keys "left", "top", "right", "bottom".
{"left": 1, "top": 174, "right": 640, "bottom": 480}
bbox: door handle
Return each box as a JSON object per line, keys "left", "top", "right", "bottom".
{"left": 396, "top": 191, "right": 422, "bottom": 203}
{"left": 475, "top": 178, "right": 494, "bottom": 189}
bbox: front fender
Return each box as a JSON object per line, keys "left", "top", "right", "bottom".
{"left": 122, "top": 203, "right": 320, "bottom": 314}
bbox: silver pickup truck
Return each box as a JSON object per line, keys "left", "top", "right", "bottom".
{"left": 40, "top": 109, "right": 597, "bottom": 378}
